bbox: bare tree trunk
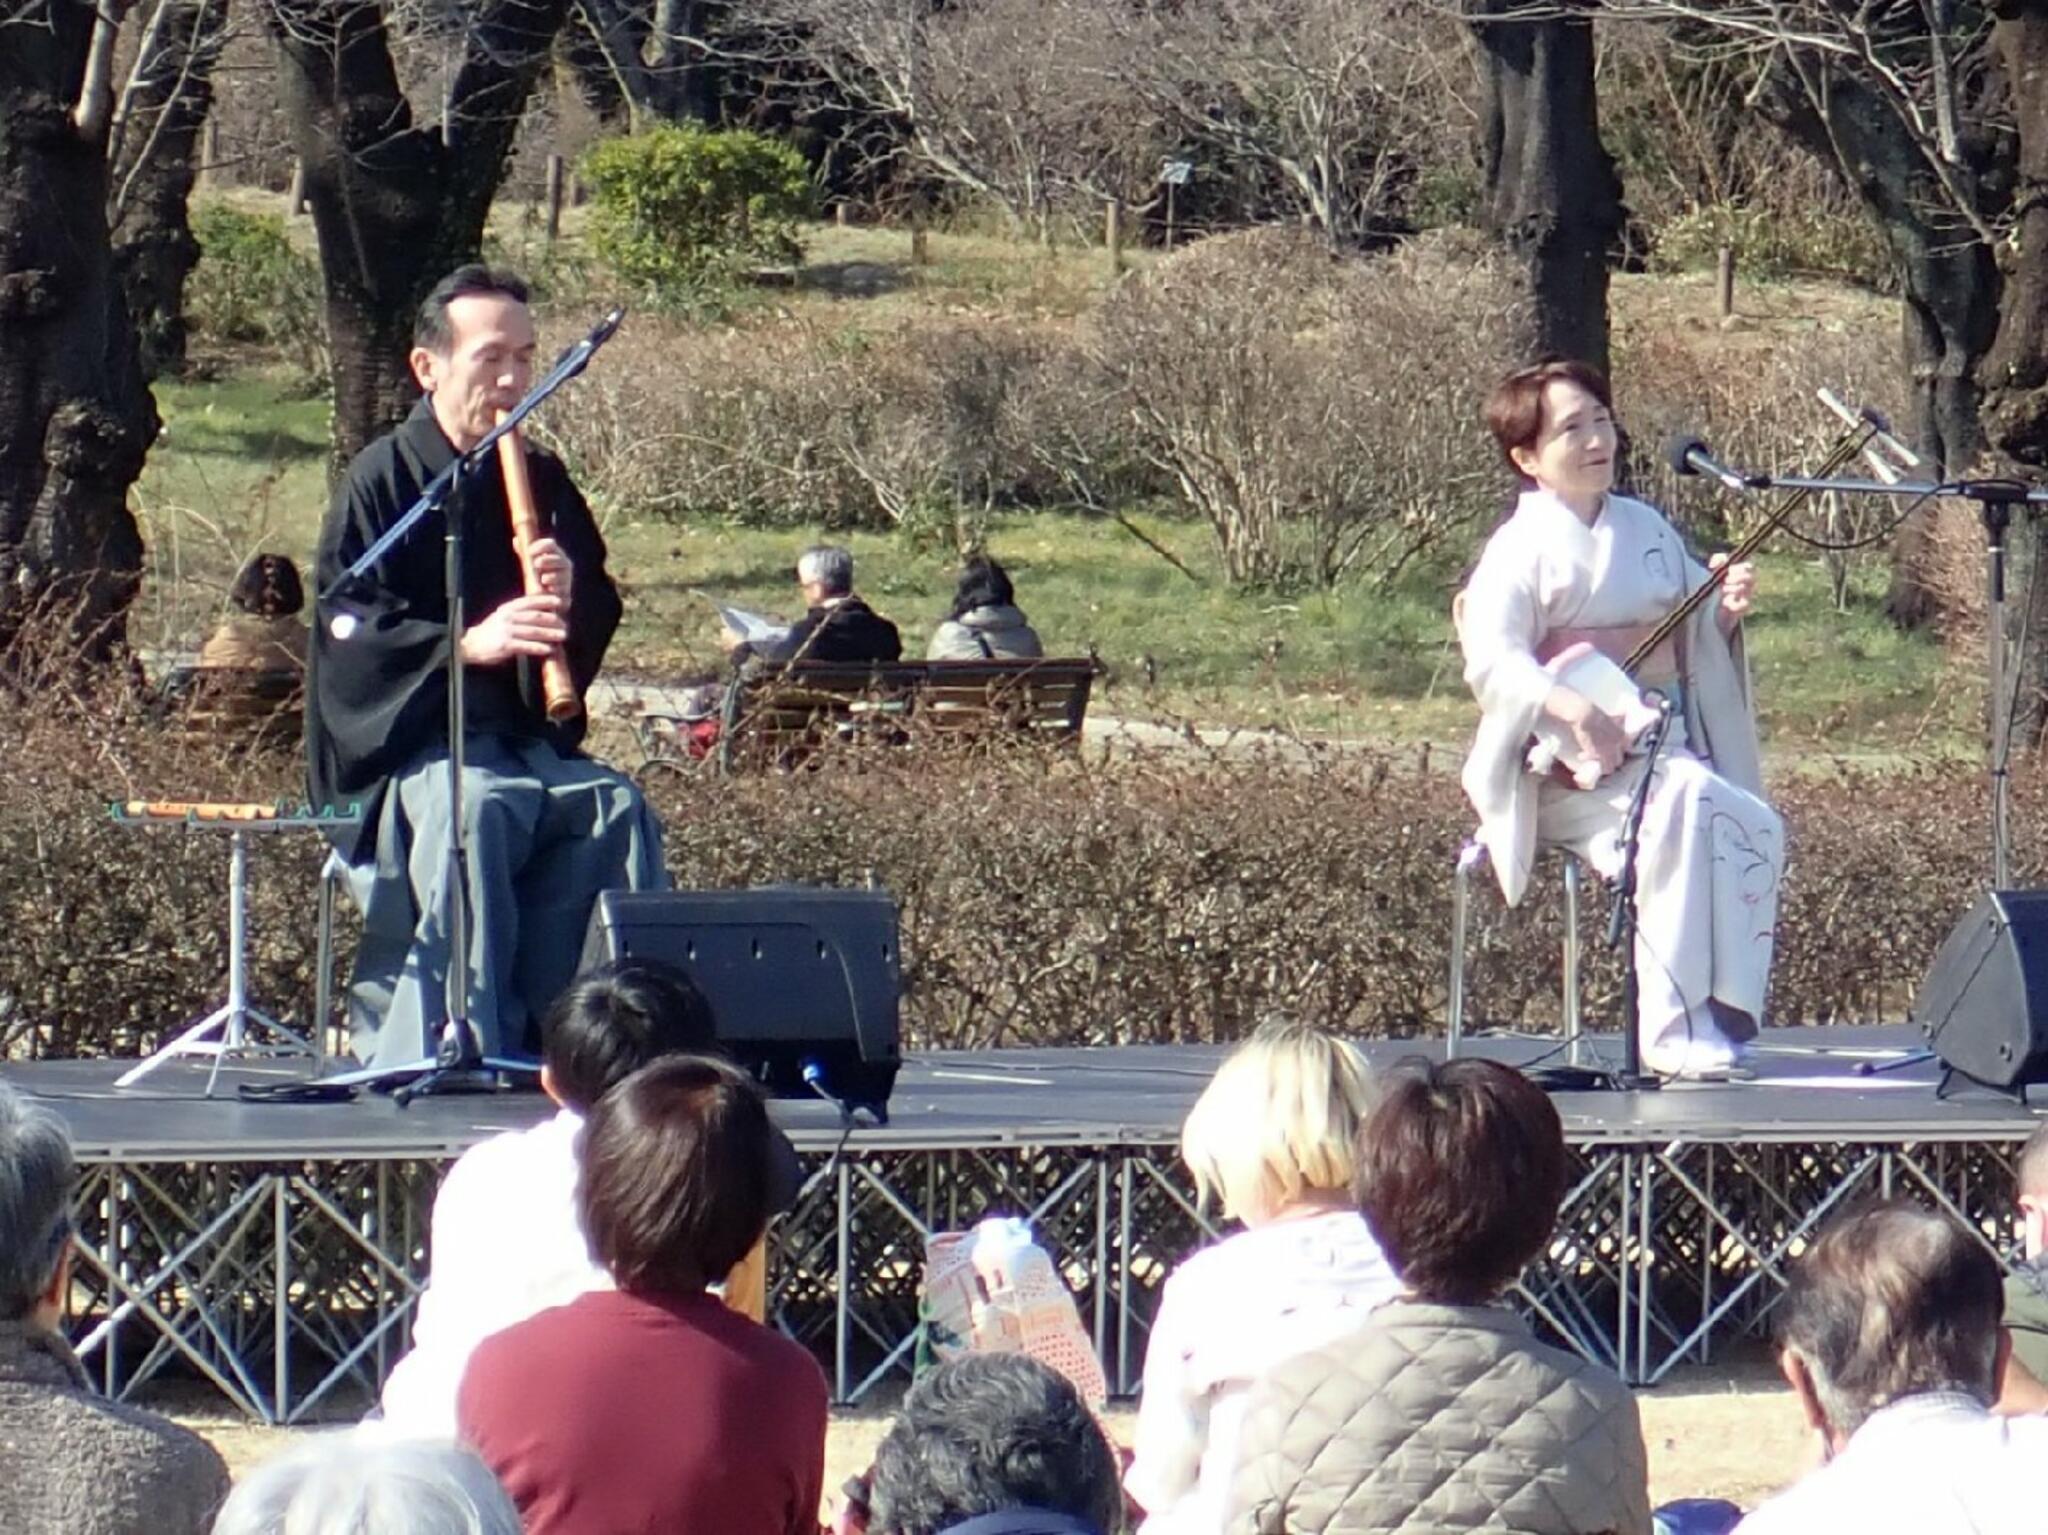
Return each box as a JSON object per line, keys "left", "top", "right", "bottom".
{"left": 1981, "top": 0, "right": 2048, "bottom": 742}
{"left": 0, "top": 2, "right": 155, "bottom": 661}
{"left": 1470, "top": 2, "right": 1624, "bottom": 374}
{"left": 110, "top": 0, "right": 230, "bottom": 379}
{"left": 568, "top": 0, "right": 717, "bottom": 126}
{"left": 265, "top": 0, "right": 572, "bottom": 472}
{"left": 1760, "top": 70, "right": 1998, "bottom": 628}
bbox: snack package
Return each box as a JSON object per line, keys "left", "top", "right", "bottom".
{"left": 921, "top": 1215, "right": 1108, "bottom": 1408}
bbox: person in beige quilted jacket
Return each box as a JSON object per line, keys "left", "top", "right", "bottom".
{"left": 1225, "top": 1058, "right": 1651, "bottom": 1535}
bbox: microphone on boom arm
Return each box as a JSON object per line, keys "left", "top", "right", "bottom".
{"left": 1663, "top": 433, "right": 1758, "bottom": 493}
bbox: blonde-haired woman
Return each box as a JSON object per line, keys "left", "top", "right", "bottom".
{"left": 1125, "top": 1021, "right": 1399, "bottom": 1535}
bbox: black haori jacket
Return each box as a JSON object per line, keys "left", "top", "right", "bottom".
{"left": 306, "top": 399, "right": 621, "bottom": 863}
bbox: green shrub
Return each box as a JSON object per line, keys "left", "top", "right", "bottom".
{"left": 581, "top": 126, "right": 813, "bottom": 302}
{"left": 185, "top": 202, "right": 329, "bottom": 380}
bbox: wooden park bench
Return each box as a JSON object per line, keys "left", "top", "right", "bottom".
{"left": 637, "top": 657, "right": 1098, "bottom": 775}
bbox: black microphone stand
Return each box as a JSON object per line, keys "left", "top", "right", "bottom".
{"left": 1674, "top": 452, "right": 2048, "bottom": 1082}
{"left": 1609, "top": 696, "right": 1673, "bottom": 1091}
{"left": 1528, "top": 697, "right": 1671, "bottom": 1094}
{"left": 316, "top": 309, "right": 626, "bottom": 1104}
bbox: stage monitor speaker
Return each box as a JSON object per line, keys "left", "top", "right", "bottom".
{"left": 581, "top": 887, "right": 901, "bottom": 1116}
{"left": 1916, "top": 889, "right": 2048, "bottom": 1095}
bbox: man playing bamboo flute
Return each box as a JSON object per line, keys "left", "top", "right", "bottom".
{"left": 306, "top": 265, "right": 665, "bottom": 1070}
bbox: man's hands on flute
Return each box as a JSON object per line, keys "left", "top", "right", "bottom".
{"left": 460, "top": 538, "right": 574, "bottom": 666}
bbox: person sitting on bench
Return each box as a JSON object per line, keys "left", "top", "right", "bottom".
{"left": 722, "top": 546, "right": 901, "bottom": 667}
{"left": 197, "top": 555, "right": 308, "bottom": 672}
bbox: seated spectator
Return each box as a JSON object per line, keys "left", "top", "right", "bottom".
{"left": 1226, "top": 1058, "right": 1650, "bottom": 1535}
{"left": 0, "top": 1083, "right": 230, "bottom": 1535}
{"left": 211, "top": 1438, "right": 519, "bottom": 1535}
{"left": 927, "top": 556, "right": 1044, "bottom": 661}
{"left": 868, "top": 1353, "right": 1125, "bottom": 1535}
{"left": 1735, "top": 1198, "right": 2048, "bottom": 1534}
{"left": 726, "top": 545, "right": 902, "bottom": 666}
{"left": 372, "top": 959, "right": 718, "bottom": 1438}
{"left": 1999, "top": 1120, "right": 2048, "bottom": 1412}
{"left": 459, "top": 1056, "right": 827, "bottom": 1535}
{"left": 1127, "top": 1021, "right": 1398, "bottom": 1534}
{"left": 196, "top": 554, "right": 308, "bottom": 671}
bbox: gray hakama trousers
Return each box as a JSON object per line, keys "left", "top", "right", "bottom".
{"left": 347, "top": 735, "right": 667, "bottom": 1068}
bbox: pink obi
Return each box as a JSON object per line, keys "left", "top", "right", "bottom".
{"left": 1535, "top": 623, "right": 1679, "bottom": 686}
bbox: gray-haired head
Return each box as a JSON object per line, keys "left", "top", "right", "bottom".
{"left": 210, "top": 1438, "right": 521, "bottom": 1535}
{"left": 0, "top": 1081, "right": 77, "bottom": 1321}
{"left": 1779, "top": 1199, "right": 2004, "bottom": 1440}
{"left": 869, "top": 1353, "right": 1121, "bottom": 1535}
{"left": 797, "top": 545, "right": 854, "bottom": 598}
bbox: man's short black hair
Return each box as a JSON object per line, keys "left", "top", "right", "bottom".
{"left": 578, "top": 1055, "right": 775, "bottom": 1296}
{"left": 868, "top": 1354, "right": 1121, "bottom": 1535}
{"left": 540, "top": 959, "right": 718, "bottom": 1114}
{"left": 414, "top": 263, "right": 530, "bottom": 354}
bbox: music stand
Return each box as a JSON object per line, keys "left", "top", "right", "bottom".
{"left": 114, "top": 802, "right": 362, "bottom": 1098}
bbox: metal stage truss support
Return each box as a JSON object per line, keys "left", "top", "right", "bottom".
{"left": 55, "top": 1131, "right": 2033, "bottom": 1421}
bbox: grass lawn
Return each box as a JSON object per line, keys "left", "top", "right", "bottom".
{"left": 136, "top": 207, "right": 1976, "bottom": 760}
{"left": 129, "top": 359, "right": 1973, "bottom": 759}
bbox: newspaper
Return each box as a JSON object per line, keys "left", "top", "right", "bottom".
{"left": 692, "top": 589, "right": 790, "bottom": 648}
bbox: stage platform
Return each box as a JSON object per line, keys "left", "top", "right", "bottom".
{"left": 7, "top": 1024, "right": 2044, "bottom": 1422}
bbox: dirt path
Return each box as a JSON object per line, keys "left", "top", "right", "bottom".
{"left": 174, "top": 1363, "right": 1811, "bottom": 1519}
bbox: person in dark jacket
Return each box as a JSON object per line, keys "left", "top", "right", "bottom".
{"left": 724, "top": 545, "right": 901, "bottom": 666}
{"left": 927, "top": 557, "right": 1043, "bottom": 661}
{"left": 0, "top": 1084, "right": 229, "bottom": 1535}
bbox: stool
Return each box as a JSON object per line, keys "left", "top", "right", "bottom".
{"left": 1447, "top": 839, "right": 1585, "bottom": 1062}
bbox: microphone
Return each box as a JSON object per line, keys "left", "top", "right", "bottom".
{"left": 1664, "top": 434, "right": 1752, "bottom": 491}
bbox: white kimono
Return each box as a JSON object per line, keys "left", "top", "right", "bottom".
{"left": 1458, "top": 489, "right": 1783, "bottom": 1050}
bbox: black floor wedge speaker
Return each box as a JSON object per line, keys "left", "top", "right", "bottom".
{"left": 1917, "top": 889, "right": 2048, "bottom": 1095}
{"left": 581, "top": 887, "right": 901, "bottom": 1116}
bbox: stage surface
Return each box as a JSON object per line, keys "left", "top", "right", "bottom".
{"left": 8, "top": 1024, "right": 2045, "bottom": 1159}
{"left": 5, "top": 1024, "right": 2044, "bottom": 1421}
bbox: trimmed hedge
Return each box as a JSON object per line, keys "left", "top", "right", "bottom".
{"left": 0, "top": 683, "right": 2023, "bottom": 1058}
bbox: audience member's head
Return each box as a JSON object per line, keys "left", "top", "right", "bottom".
{"left": 1777, "top": 1199, "right": 2007, "bottom": 1447}
{"left": 578, "top": 1055, "right": 774, "bottom": 1296}
{"left": 1181, "top": 1020, "right": 1374, "bottom": 1225}
{"left": 211, "top": 1438, "right": 520, "bottom": 1535}
{"left": 946, "top": 556, "right": 1017, "bottom": 621}
{"left": 540, "top": 958, "right": 718, "bottom": 1114}
{"left": 2018, "top": 1121, "right": 2048, "bottom": 1261}
{"left": 228, "top": 554, "right": 305, "bottom": 619}
{"left": 869, "top": 1353, "right": 1122, "bottom": 1535}
{"left": 798, "top": 544, "right": 855, "bottom": 603}
{"left": 1353, "top": 1057, "right": 1567, "bottom": 1304}
{"left": 0, "top": 1081, "right": 77, "bottom": 1328}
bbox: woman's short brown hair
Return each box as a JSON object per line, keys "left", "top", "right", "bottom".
{"left": 578, "top": 1055, "right": 774, "bottom": 1296}
{"left": 1483, "top": 358, "right": 1614, "bottom": 481}
{"left": 1354, "top": 1057, "right": 1568, "bottom": 1304}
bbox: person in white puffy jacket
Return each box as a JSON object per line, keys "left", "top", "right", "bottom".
{"left": 1125, "top": 1022, "right": 1400, "bottom": 1535}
